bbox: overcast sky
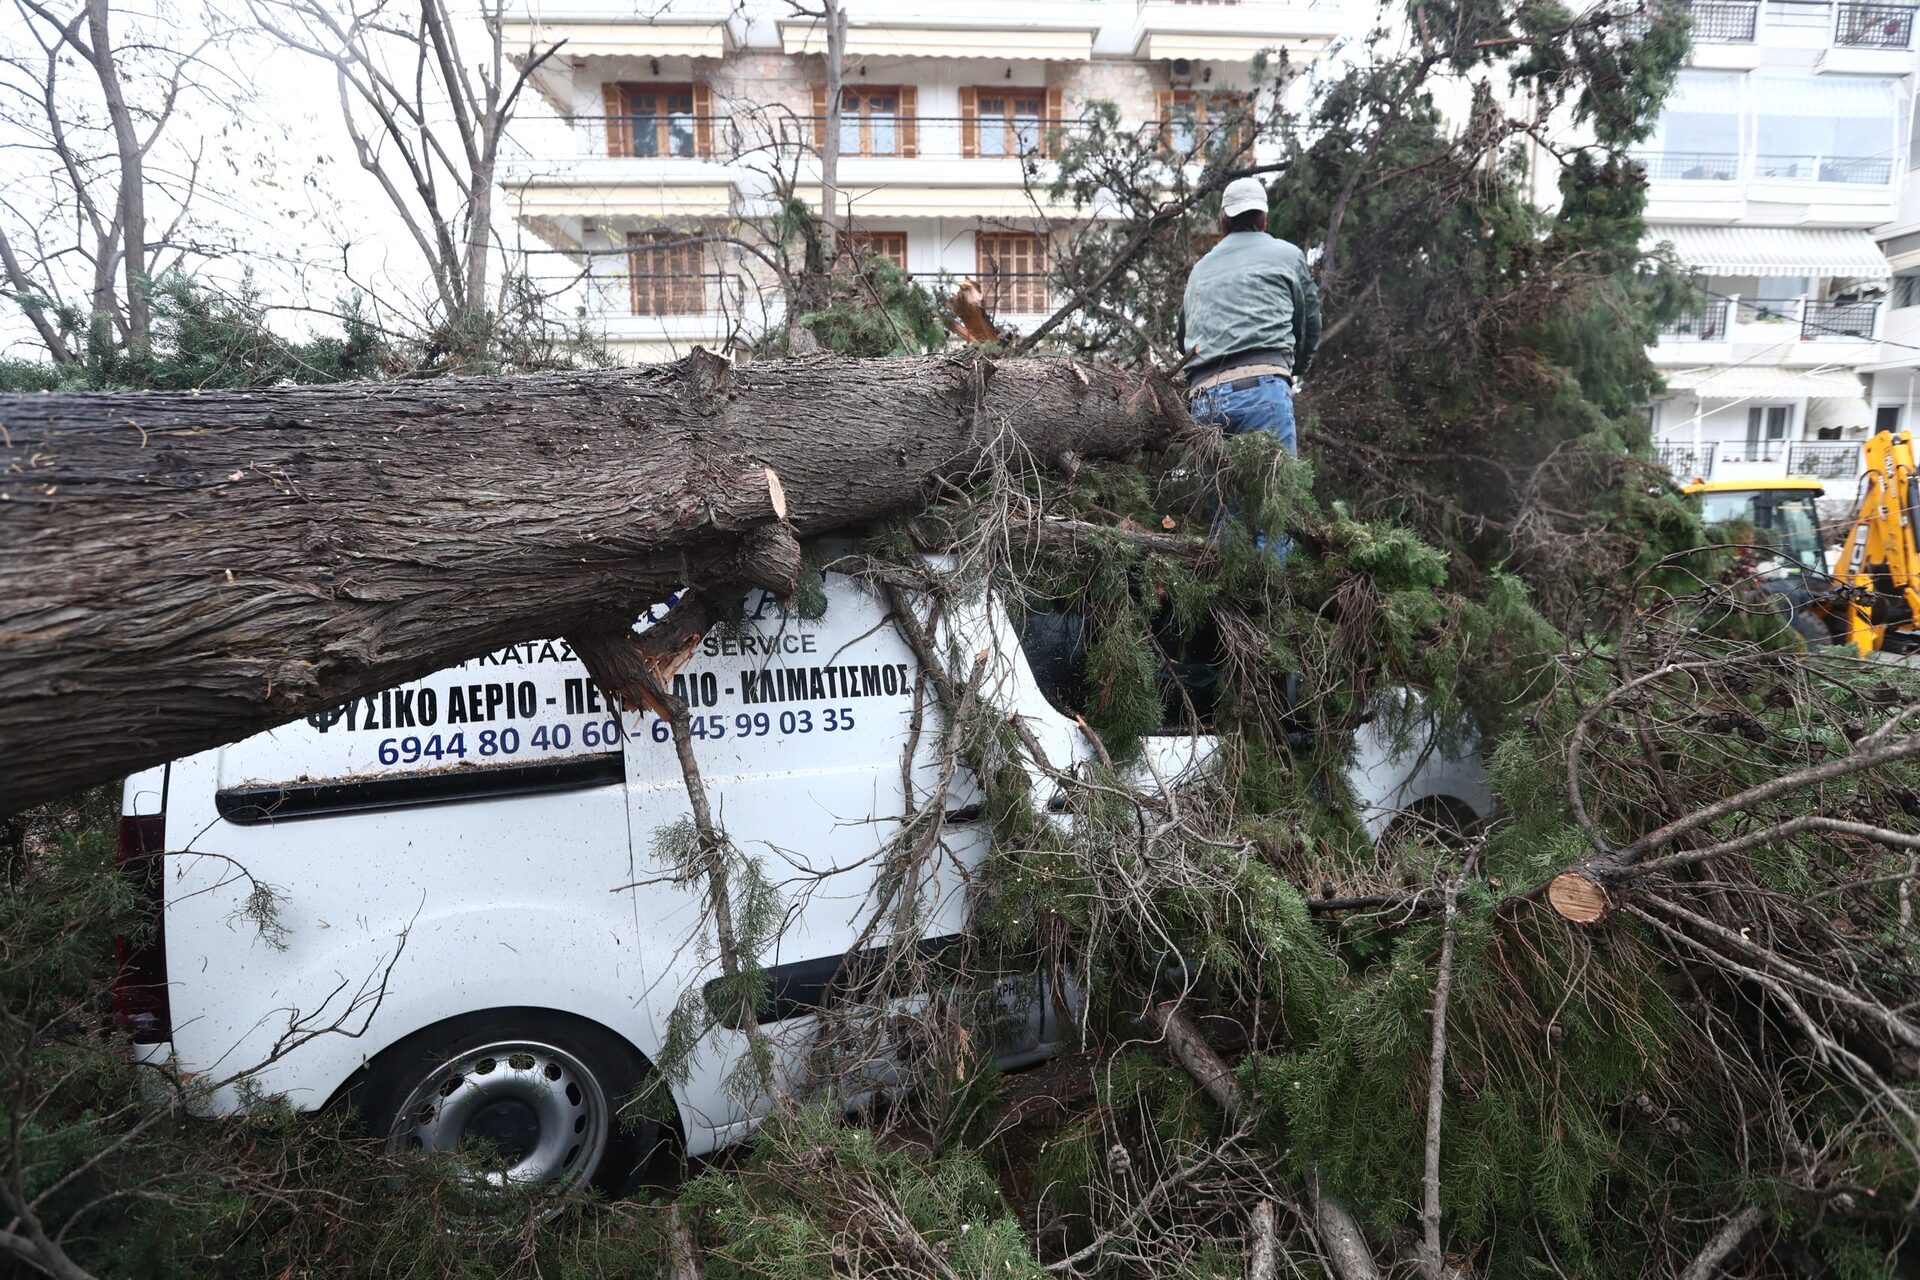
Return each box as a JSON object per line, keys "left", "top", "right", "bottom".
{"left": 0, "top": 0, "right": 557, "bottom": 361}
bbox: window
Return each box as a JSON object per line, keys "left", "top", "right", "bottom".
{"left": 1746, "top": 276, "right": 1806, "bottom": 320}
{"left": 959, "top": 87, "right": 1064, "bottom": 158}
{"left": 1877, "top": 405, "right": 1903, "bottom": 433}
{"left": 1753, "top": 74, "right": 1897, "bottom": 184}
{"left": 849, "top": 232, "right": 907, "bottom": 269}
{"left": 813, "top": 86, "right": 917, "bottom": 157}
{"left": 1640, "top": 71, "right": 1741, "bottom": 180}
{"left": 602, "top": 83, "right": 712, "bottom": 158}
{"left": 1156, "top": 89, "right": 1253, "bottom": 156}
{"left": 1745, "top": 404, "right": 1792, "bottom": 460}
{"left": 627, "top": 231, "right": 706, "bottom": 316}
{"left": 1894, "top": 273, "right": 1920, "bottom": 309}
{"left": 976, "top": 233, "right": 1048, "bottom": 314}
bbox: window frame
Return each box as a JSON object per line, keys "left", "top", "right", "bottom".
{"left": 975, "top": 232, "right": 1049, "bottom": 314}
{"left": 603, "top": 82, "right": 713, "bottom": 159}
{"left": 973, "top": 88, "right": 1047, "bottom": 158}
{"left": 626, "top": 230, "right": 708, "bottom": 317}
{"left": 849, "top": 231, "right": 908, "bottom": 270}
{"left": 1158, "top": 88, "right": 1254, "bottom": 155}
{"left": 841, "top": 86, "right": 905, "bottom": 157}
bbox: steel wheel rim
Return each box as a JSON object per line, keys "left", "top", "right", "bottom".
{"left": 386, "top": 1039, "right": 609, "bottom": 1192}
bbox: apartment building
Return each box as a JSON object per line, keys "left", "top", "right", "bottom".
{"left": 1636, "top": 0, "right": 1918, "bottom": 491}
{"left": 494, "top": 0, "right": 1345, "bottom": 364}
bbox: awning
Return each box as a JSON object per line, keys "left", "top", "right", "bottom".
{"left": 1648, "top": 225, "right": 1891, "bottom": 279}
{"left": 1137, "top": 33, "right": 1329, "bottom": 61}
{"left": 1668, "top": 69, "right": 1743, "bottom": 115}
{"left": 780, "top": 22, "right": 1094, "bottom": 59}
{"left": 1751, "top": 72, "right": 1897, "bottom": 118}
{"left": 1664, "top": 367, "right": 1867, "bottom": 400}
{"left": 499, "top": 19, "right": 728, "bottom": 59}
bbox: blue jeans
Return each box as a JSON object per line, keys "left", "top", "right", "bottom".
{"left": 1189, "top": 374, "right": 1296, "bottom": 562}
{"left": 1189, "top": 374, "right": 1297, "bottom": 456}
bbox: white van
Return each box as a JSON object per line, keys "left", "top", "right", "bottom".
{"left": 115, "top": 562, "right": 1488, "bottom": 1194}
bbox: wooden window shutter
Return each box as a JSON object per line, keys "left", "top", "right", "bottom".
{"left": 603, "top": 82, "right": 630, "bottom": 157}
{"left": 1043, "top": 86, "right": 1064, "bottom": 158}
{"left": 898, "top": 84, "right": 917, "bottom": 158}
{"left": 693, "top": 83, "right": 714, "bottom": 157}
{"left": 1155, "top": 89, "right": 1175, "bottom": 149}
{"left": 812, "top": 84, "right": 827, "bottom": 150}
{"left": 958, "top": 86, "right": 978, "bottom": 159}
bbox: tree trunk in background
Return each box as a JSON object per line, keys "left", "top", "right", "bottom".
{"left": 84, "top": 0, "right": 150, "bottom": 351}
{"left": 0, "top": 351, "right": 1184, "bottom": 812}
{"left": 820, "top": 0, "right": 847, "bottom": 257}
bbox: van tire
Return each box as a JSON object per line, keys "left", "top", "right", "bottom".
{"left": 348, "top": 1008, "right": 662, "bottom": 1199}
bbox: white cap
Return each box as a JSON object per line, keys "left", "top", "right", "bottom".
{"left": 1220, "top": 176, "right": 1268, "bottom": 219}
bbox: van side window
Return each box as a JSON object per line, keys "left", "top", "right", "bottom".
{"left": 1013, "top": 606, "right": 1219, "bottom": 734}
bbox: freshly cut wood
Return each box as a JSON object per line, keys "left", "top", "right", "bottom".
{"left": 1546, "top": 871, "right": 1610, "bottom": 924}
{"left": 0, "top": 351, "right": 1188, "bottom": 812}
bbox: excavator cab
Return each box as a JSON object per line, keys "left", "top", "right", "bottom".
{"left": 1680, "top": 477, "right": 1839, "bottom": 649}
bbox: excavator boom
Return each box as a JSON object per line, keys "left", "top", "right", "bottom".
{"left": 1835, "top": 430, "right": 1920, "bottom": 656}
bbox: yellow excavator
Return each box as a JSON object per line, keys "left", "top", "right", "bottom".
{"left": 1831, "top": 429, "right": 1920, "bottom": 656}
{"left": 1680, "top": 431, "right": 1920, "bottom": 656}
{"left": 1682, "top": 474, "right": 1838, "bottom": 649}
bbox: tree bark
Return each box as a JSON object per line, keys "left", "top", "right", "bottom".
{"left": 1679, "top": 1205, "right": 1765, "bottom": 1280}
{"left": 820, "top": 0, "right": 846, "bottom": 256}
{"left": 84, "top": 0, "right": 149, "bottom": 353}
{"left": 0, "top": 351, "right": 1184, "bottom": 813}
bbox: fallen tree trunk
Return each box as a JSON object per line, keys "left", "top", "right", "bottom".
{"left": 0, "top": 350, "right": 1187, "bottom": 812}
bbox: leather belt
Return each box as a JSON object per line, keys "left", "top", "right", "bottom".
{"left": 1189, "top": 362, "right": 1292, "bottom": 395}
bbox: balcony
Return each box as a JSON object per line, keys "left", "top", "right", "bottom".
{"left": 1634, "top": 149, "right": 1893, "bottom": 187}
{"left": 1790, "top": 440, "right": 1867, "bottom": 478}
{"left": 1651, "top": 294, "right": 1882, "bottom": 370}
{"left": 1752, "top": 153, "right": 1894, "bottom": 185}
{"left": 1131, "top": 0, "right": 1345, "bottom": 63}
{"left": 1833, "top": 1, "right": 1916, "bottom": 45}
{"left": 1657, "top": 439, "right": 1864, "bottom": 483}
{"left": 1659, "top": 299, "right": 1732, "bottom": 341}
{"left": 513, "top": 109, "right": 1245, "bottom": 225}
{"left": 1801, "top": 298, "right": 1880, "bottom": 339}
{"left": 1634, "top": 151, "right": 1741, "bottom": 182}
{"left": 1665, "top": 0, "right": 1916, "bottom": 45}
{"left": 1681, "top": 0, "right": 1762, "bottom": 42}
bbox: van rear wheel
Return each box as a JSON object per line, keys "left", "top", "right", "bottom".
{"left": 353, "top": 1009, "right": 658, "bottom": 1199}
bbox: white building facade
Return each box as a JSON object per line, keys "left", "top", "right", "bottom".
{"left": 1637, "top": 0, "right": 1918, "bottom": 490}
{"left": 495, "top": 0, "right": 1345, "bottom": 365}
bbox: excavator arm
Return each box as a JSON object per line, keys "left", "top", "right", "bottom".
{"left": 1835, "top": 430, "right": 1920, "bottom": 656}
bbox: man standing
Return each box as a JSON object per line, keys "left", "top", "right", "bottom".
{"left": 1178, "top": 176, "right": 1320, "bottom": 458}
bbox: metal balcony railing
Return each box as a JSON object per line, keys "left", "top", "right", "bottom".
{"left": 907, "top": 270, "right": 1053, "bottom": 313}
{"left": 1682, "top": 0, "right": 1762, "bottom": 40}
{"left": 1735, "top": 296, "right": 1803, "bottom": 323}
{"left": 1633, "top": 150, "right": 1741, "bottom": 181}
{"left": 1659, "top": 299, "right": 1731, "bottom": 340}
{"left": 1661, "top": 440, "right": 1867, "bottom": 485}
{"left": 1835, "top": 0, "right": 1916, "bottom": 44}
{"left": 1787, "top": 441, "right": 1865, "bottom": 478}
{"left": 1753, "top": 153, "right": 1893, "bottom": 184}
{"left": 782, "top": 116, "right": 1088, "bottom": 160}
{"left": 616, "top": 271, "right": 738, "bottom": 318}
{"left": 1801, "top": 299, "right": 1880, "bottom": 339}
{"left": 1720, "top": 438, "right": 1790, "bottom": 464}
{"left": 572, "top": 115, "right": 731, "bottom": 160}
{"left": 1658, "top": 443, "right": 1715, "bottom": 480}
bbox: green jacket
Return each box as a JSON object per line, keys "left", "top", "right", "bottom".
{"left": 1177, "top": 231, "right": 1321, "bottom": 378}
